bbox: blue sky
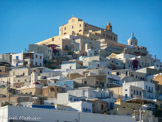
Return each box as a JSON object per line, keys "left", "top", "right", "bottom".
{"left": 0, "top": 0, "right": 162, "bottom": 60}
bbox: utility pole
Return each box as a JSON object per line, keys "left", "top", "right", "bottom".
{"left": 7, "top": 80, "right": 11, "bottom": 105}
{"left": 139, "top": 91, "right": 143, "bottom": 122}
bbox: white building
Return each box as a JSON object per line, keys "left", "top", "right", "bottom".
{"left": 67, "top": 87, "right": 109, "bottom": 99}
{"left": 0, "top": 53, "right": 11, "bottom": 64}
{"left": 61, "top": 62, "right": 81, "bottom": 70}
{"left": 88, "top": 61, "right": 107, "bottom": 69}
{"left": 127, "top": 33, "right": 138, "bottom": 47}
{"left": 11, "top": 52, "right": 43, "bottom": 67}
{"left": 68, "top": 101, "right": 92, "bottom": 113}
{"left": 28, "top": 44, "right": 53, "bottom": 60}
{"left": 123, "top": 81, "right": 155, "bottom": 99}
{"left": 57, "top": 93, "right": 85, "bottom": 105}
{"left": 0, "top": 106, "right": 136, "bottom": 122}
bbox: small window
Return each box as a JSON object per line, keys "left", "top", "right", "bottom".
{"left": 116, "top": 72, "right": 120, "bottom": 75}
{"left": 136, "top": 91, "right": 138, "bottom": 95}
{"left": 84, "top": 81, "right": 87, "bottom": 85}
{"left": 16, "top": 56, "right": 19, "bottom": 59}
{"left": 35, "top": 55, "right": 37, "bottom": 58}
{"left": 40, "top": 56, "right": 42, "bottom": 59}
{"left": 50, "top": 88, "right": 55, "bottom": 92}
{"left": 139, "top": 91, "right": 141, "bottom": 96}
{"left": 101, "top": 104, "right": 104, "bottom": 110}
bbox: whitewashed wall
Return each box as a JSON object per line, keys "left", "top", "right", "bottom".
{"left": 0, "top": 106, "right": 136, "bottom": 122}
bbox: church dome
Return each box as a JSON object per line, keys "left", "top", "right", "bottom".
{"left": 128, "top": 33, "right": 138, "bottom": 46}
{"left": 129, "top": 33, "right": 137, "bottom": 40}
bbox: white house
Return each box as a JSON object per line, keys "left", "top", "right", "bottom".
{"left": 61, "top": 62, "right": 81, "bottom": 70}
{"left": 88, "top": 61, "right": 107, "bottom": 69}
{"left": 0, "top": 106, "right": 136, "bottom": 122}
{"left": 123, "top": 81, "right": 155, "bottom": 99}
{"left": 11, "top": 52, "right": 43, "bottom": 67}
{"left": 68, "top": 101, "right": 92, "bottom": 113}
{"left": 67, "top": 87, "right": 110, "bottom": 99}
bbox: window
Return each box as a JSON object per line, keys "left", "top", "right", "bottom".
{"left": 134, "top": 90, "right": 136, "bottom": 94}
{"left": 64, "top": 27, "right": 66, "bottom": 30}
{"left": 80, "top": 24, "right": 81, "bottom": 27}
{"left": 35, "top": 55, "right": 37, "bottom": 58}
{"left": 136, "top": 91, "right": 138, "bottom": 95}
{"left": 139, "top": 91, "right": 141, "bottom": 96}
{"left": 72, "top": 26, "right": 74, "bottom": 29}
{"left": 126, "top": 71, "right": 128, "bottom": 76}
{"left": 16, "top": 56, "right": 19, "bottom": 59}
{"left": 125, "top": 89, "right": 127, "bottom": 91}
{"left": 84, "top": 81, "right": 87, "bottom": 85}
{"left": 101, "top": 104, "right": 104, "bottom": 110}
{"left": 40, "top": 56, "right": 42, "bottom": 59}
{"left": 50, "top": 88, "right": 55, "bottom": 92}
{"left": 125, "top": 94, "right": 127, "bottom": 98}
{"left": 35, "top": 62, "right": 37, "bottom": 65}
{"left": 116, "top": 72, "right": 119, "bottom": 75}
